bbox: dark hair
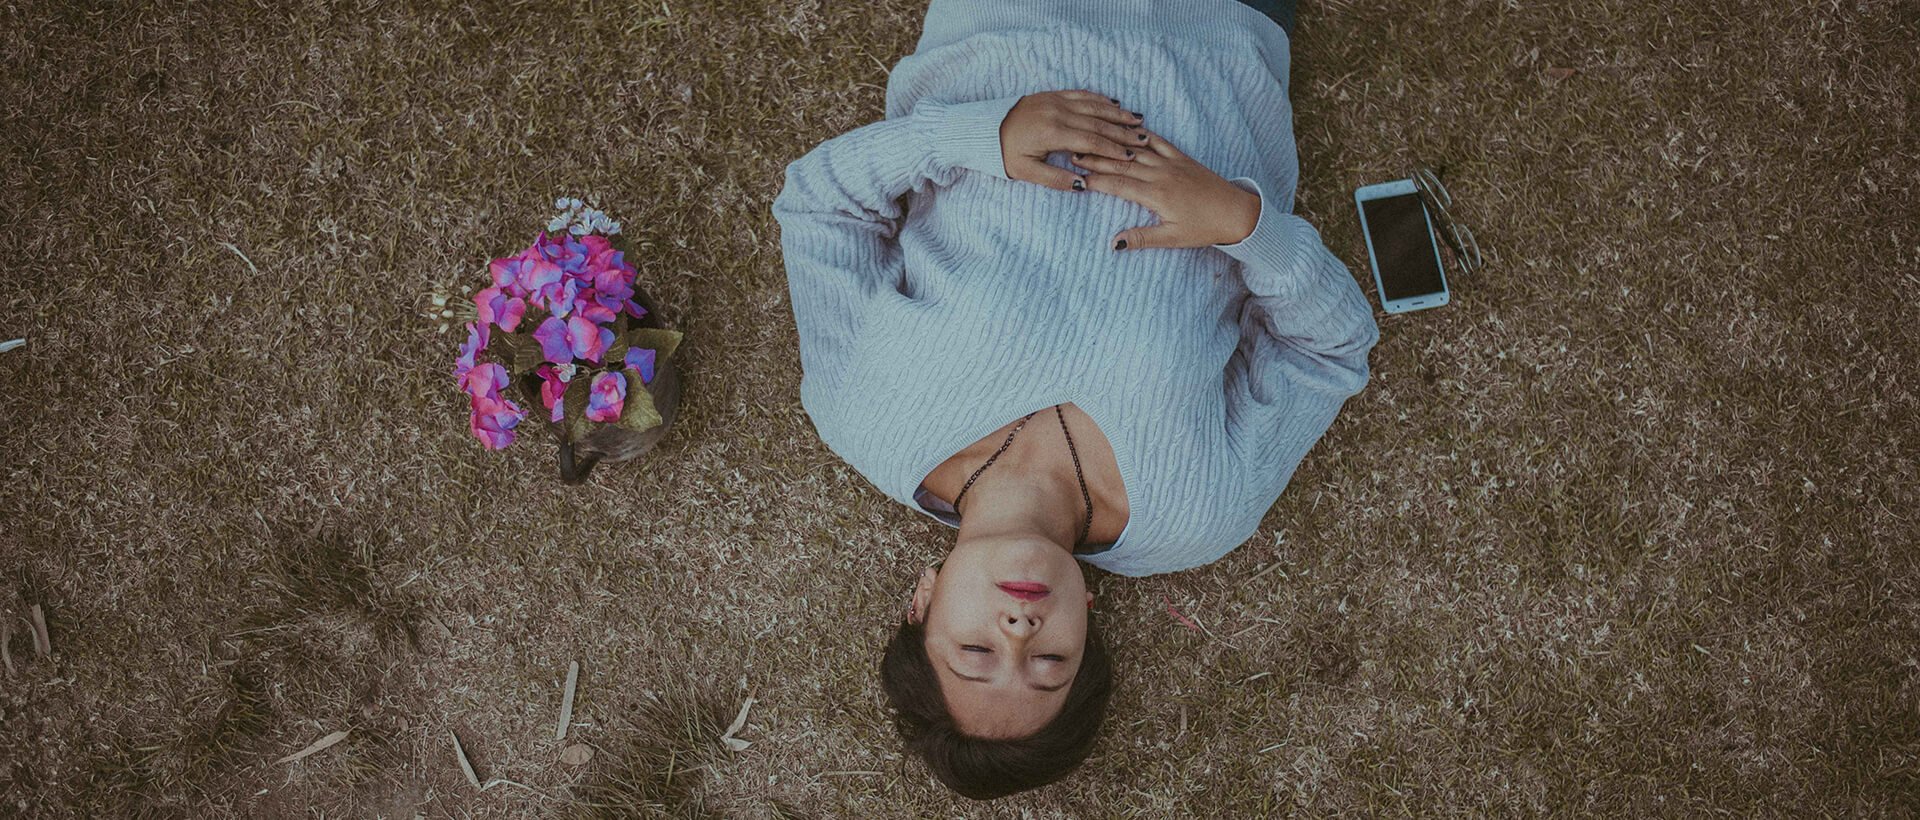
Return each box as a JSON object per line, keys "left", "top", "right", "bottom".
{"left": 879, "top": 617, "right": 1113, "bottom": 800}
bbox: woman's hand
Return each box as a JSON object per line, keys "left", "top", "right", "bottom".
{"left": 999, "top": 90, "right": 1147, "bottom": 192}
{"left": 1075, "top": 127, "right": 1262, "bottom": 250}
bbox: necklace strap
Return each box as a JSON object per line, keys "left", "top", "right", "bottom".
{"left": 951, "top": 404, "right": 1093, "bottom": 549}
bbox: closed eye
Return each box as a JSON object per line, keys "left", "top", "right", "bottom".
{"left": 1036, "top": 654, "right": 1066, "bottom": 662}
{"left": 961, "top": 644, "right": 991, "bottom": 653}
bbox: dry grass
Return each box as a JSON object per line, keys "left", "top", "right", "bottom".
{"left": 2, "top": 0, "right": 1916, "bottom": 816}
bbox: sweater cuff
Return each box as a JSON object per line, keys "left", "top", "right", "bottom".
{"left": 916, "top": 95, "right": 1023, "bottom": 180}
{"left": 1212, "top": 177, "right": 1316, "bottom": 292}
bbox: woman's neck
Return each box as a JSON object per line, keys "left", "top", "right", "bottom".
{"left": 953, "top": 438, "right": 1084, "bottom": 552}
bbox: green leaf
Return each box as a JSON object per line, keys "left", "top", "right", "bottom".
{"left": 484, "top": 327, "right": 546, "bottom": 375}
{"left": 616, "top": 369, "right": 663, "bottom": 432}
{"left": 622, "top": 328, "right": 683, "bottom": 363}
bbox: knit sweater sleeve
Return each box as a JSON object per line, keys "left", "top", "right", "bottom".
{"left": 1209, "top": 176, "right": 1380, "bottom": 447}
{"left": 771, "top": 96, "right": 1024, "bottom": 391}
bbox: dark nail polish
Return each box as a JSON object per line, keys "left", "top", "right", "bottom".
{"left": 1138, "top": 133, "right": 1148, "bottom": 142}
{"left": 1131, "top": 111, "right": 1143, "bottom": 119}
{"left": 1125, "top": 149, "right": 1135, "bottom": 158}
{"left": 1115, "top": 239, "right": 1128, "bottom": 250}
{"left": 1072, "top": 178, "right": 1085, "bottom": 191}
{"left": 1109, "top": 97, "right": 1120, "bottom": 104}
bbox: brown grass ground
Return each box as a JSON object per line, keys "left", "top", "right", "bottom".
{"left": 3, "top": 0, "right": 1916, "bottom": 817}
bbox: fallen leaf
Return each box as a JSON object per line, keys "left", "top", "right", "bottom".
{"left": 277, "top": 729, "right": 350, "bottom": 764}
{"left": 450, "top": 730, "right": 482, "bottom": 789}
{"left": 719, "top": 697, "right": 756, "bottom": 752}
{"left": 560, "top": 744, "right": 594, "bottom": 766}
{"left": 1544, "top": 66, "right": 1577, "bottom": 80}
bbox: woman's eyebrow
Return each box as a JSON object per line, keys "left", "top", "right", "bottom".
{"left": 945, "top": 663, "right": 991, "bottom": 684}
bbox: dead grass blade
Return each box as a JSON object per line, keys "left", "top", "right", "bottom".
{"left": 276, "top": 729, "right": 350, "bottom": 764}
{"left": 556, "top": 660, "right": 580, "bottom": 742}
{"left": 719, "top": 697, "right": 756, "bottom": 752}
{"left": 28, "top": 605, "right": 50, "bottom": 656}
{"left": 1, "top": 618, "right": 13, "bottom": 675}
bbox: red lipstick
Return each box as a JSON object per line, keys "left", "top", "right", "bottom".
{"left": 998, "top": 582, "right": 1050, "bottom": 602}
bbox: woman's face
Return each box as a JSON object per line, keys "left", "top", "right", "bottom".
{"left": 909, "top": 534, "right": 1094, "bottom": 739}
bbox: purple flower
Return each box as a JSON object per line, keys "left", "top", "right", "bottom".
{"left": 539, "top": 276, "right": 583, "bottom": 319}
{"left": 586, "top": 370, "right": 627, "bottom": 422}
{"left": 474, "top": 286, "right": 527, "bottom": 332}
{"left": 455, "top": 322, "right": 489, "bottom": 379}
{"left": 532, "top": 315, "right": 615, "bottom": 364}
{"left": 539, "top": 232, "right": 591, "bottom": 274}
{"left": 532, "top": 316, "right": 574, "bottom": 363}
{"left": 573, "top": 297, "right": 618, "bottom": 325}
{"left": 624, "top": 347, "right": 656, "bottom": 385}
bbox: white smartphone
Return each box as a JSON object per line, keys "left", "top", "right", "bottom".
{"left": 1353, "top": 178, "right": 1450, "bottom": 313}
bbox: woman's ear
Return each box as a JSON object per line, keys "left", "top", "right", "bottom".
{"left": 908, "top": 566, "right": 937, "bottom": 625}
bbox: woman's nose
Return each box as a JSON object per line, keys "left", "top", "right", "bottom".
{"left": 1000, "top": 613, "right": 1040, "bottom": 637}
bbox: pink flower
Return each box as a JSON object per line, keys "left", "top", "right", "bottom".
{"left": 459, "top": 361, "right": 509, "bottom": 402}
{"left": 586, "top": 370, "right": 627, "bottom": 422}
{"left": 469, "top": 393, "right": 525, "bottom": 450}
{"left": 475, "top": 286, "right": 527, "bottom": 332}
{"left": 536, "top": 363, "right": 570, "bottom": 423}
{"left": 624, "top": 347, "right": 656, "bottom": 385}
{"left": 568, "top": 315, "right": 614, "bottom": 363}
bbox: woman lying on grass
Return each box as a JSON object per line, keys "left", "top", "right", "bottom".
{"left": 772, "top": 0, "right": 1378, "bottom": 800}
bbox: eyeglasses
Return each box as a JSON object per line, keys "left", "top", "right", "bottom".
{"left": 1410, "top": 166, "right": 1482, "bottom": 276}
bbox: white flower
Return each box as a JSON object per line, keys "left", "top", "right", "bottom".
{"left": 606, "top": 221, "right": 621, "bottom": 235}
{"left": 569, "top": 223, "right": 590, "bottom": 236}
{"left": 567, "top": 197, "right": 583, "bottom": 210}
{"left": 554, "top": 197, "right": 569, "bottom": 209}
{"left": 547, "top": 216, "right": 569, "bottom": 232}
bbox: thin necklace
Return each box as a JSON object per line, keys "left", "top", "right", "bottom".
{"left": 951, "top": 404, "right": 1093, "bottom": 549}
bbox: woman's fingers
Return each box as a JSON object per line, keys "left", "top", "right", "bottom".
{"left": 1060, "top": 128, "right": 1138, "bottom": 162}
{"left": 1081, "top": 172, "right": 1157, "bottom": 209}
{"left": 1069, "top": 116, "right": 1151, "bottom": 155}
{"left": 1136, "top": 126, "right": 1188, "bottom": 161}
{"left": 1070, "top": 152, "right": 1150, "bottom": 179}
{"left": 1010, "top": 157, "right": 1088, "bottom": 193}
{"left": 1067, "top": 99, "right": 1144, "bottom": 127}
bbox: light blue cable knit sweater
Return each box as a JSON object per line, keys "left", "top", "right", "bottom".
{"left": 772, "top": 0, "right": 1380, "bottom": 576}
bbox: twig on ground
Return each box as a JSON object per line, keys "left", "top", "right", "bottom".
{"left": 556, "top": 660, "right": 580, "bottom": 741}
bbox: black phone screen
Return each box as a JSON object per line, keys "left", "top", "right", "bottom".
{"left": 1362, "top": 193, "right": 1445, "bottom": 301}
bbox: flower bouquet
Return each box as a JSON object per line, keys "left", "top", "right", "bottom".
{"left": 452, "top": 198, "right": 685, "bottom": 483}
